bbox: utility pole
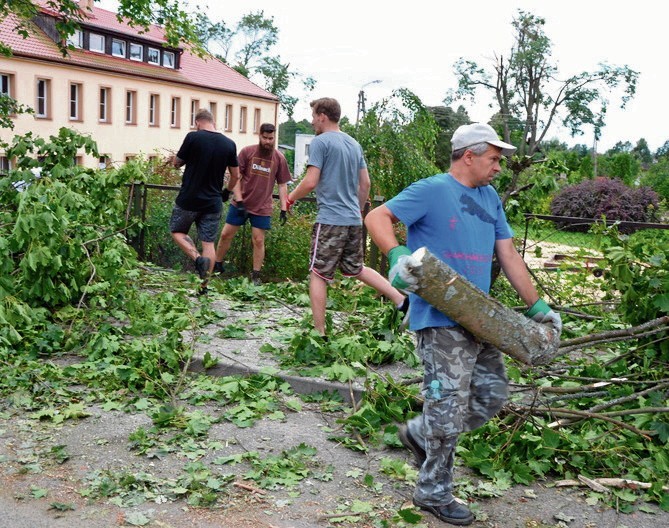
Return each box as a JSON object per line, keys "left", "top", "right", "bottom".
{"left": 592, "top": 133, "right": 598, "bottom": 178}
{"left": 356, "top": 80, "right": 381, "bottom": 124}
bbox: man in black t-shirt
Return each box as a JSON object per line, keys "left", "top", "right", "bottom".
{"left": 169, "top": 109, "right": 239, "bottom": 291}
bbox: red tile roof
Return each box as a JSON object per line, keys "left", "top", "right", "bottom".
{"left": 2, "top": 5, "right": 277, "bottom": 101}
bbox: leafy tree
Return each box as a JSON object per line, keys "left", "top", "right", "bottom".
{"left": 656, "top": 140, "right": 669, "bottom": 160}
{"left": 195, "top": 11, "right": 315, "bottom": 118}
{"left": 570, "top": 143, "right": 591, "bottom": 157}
{"left": 632, "top": 138, "right": 653, "bottom": 164}
{"left": 426, "top": 105, "right": 470, "bottom": 171}
{"left": 0, "top": 94, "right": 33, "bottom": 130}
{"left": 607, "top": 140, "right": 633, "bottom": 154}
{"left": 640, "top": 158, "right": 669, "bottom": 201}
{"left": 446, "top": 10, "right": 638, "bottom": 201}
{"left": 345, "top": 89, "right": 439, "bottom": 200}
{"left": 278, "top": 119, "right": 313, "bottom": 148}
{"left": 578, "top": 154, "right": 595, "bottom": 181}
{"left": 598, "top": 151, "right": 641, "bottom": 185}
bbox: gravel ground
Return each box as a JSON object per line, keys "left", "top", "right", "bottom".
{"left": 1, "top": 277, "right": 665, "bottom": 528}
{"left": 1, "top": 400, "right": 665, "bottom": 528}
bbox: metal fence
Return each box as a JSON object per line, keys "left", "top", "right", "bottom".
{"left": 125, "top": 183, "right": 668, "bottom": 286}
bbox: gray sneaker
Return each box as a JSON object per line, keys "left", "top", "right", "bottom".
{"left": 194, "top": 256, "right": 210, "bottom": 279}
{"left": 251, "top": 270, "right": 262, "bottom": 286}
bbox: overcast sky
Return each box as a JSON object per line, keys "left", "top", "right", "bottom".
{"left": 100, "top": 0, "right": 665, "bottom": 153}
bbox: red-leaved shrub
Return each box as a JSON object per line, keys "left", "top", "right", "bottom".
{"left": 549, "top": 178, "right": 659, "bottom": 232}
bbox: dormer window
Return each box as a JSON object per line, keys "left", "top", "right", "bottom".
{"left": 89, "top": 33, "right": 105, "bottom": 53}
{"left": 147, "top": 47, "right": 160, "bottom": 65}
{"left": 129, "top": 43, "right": 143, "bottom": 61}
{"left": 67, "top": 29, "right": 83, "bottom": 48}
{"left": 162, "top": 51, "right": 175, "bottom": 68}
{"left": 111, "top": 38, "right": 126, "bottom": 58}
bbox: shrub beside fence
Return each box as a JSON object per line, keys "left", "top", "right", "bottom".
{"left": 126, "top": 183, "right": 387, "bottom": 281}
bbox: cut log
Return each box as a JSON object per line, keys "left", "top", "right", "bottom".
{"left": 410, "top": 247, "right": 560, "bottom": 366}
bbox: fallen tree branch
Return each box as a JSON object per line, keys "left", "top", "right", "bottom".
{"left": 603, "top": 335, "right": 669, "bottom": 366}
{"left": 597, "top": 406, "right": 669, "bottom": 417}
{"left": 558, "top": 316, "right": 669, "bottom": 349}
{"left": 586, "top": 381, "right": 669, "bottom": 414}
{"left": 509, "top": 405, "right": 655, "bottom": 436}
{"left": 537, "top": 378, "right": 628, "bottom": 394}
{"left": 577, "top": 475, "right": 610, "bottom": 493}
{"left": 559, "top": 327, "right": 669, "bottom": 355}
{"left": 233, "top": 481, "right": 266, "bottom": 495}
{"left": 555, "top": 477, "right": 669, "bottom": 492}
{"left": 543, "top": 390, "right": 609, "bottom": 404}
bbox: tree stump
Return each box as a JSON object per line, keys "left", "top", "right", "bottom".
{"left": 410, "top": 247, "right": 561, "bottom": 366}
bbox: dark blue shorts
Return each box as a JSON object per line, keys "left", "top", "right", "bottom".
{"left": 169, "top": 204, "right": 221, "bottom": 242}
{"left": 225, "top": 204, "right": 271, "bottom": 230}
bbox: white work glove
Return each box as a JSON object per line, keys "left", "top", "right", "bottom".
{"left": 388, "top": 245, "right": 421, "bottom": 292}
{"left": 526, "top": 299, "right": 563, "bottom": 335}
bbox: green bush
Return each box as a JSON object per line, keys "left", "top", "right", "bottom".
{"left": 640, "top": 159, "right": 669, "bottom": 202}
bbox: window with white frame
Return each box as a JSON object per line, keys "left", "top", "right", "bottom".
{"left": 125, "top": 90, "right": 136, "bottom": 124}
{"left": 98, "top": 155, "right": 111, "bottom": 169}
{"left": 170, "top": 97, "right": 180, "bottom": 128}
{"left": 149, "top": 94, "right": 159, "bottom": 126}
{"left": 224, "top": 104, "right": 232, "bottom": 131}
{"left": 129, "top": 43, "right": 143, "bottom": 61}
{"left": 147, "top": 47, "right": 160, "bottom": 65}
{"left": 1, "top": 73, "right": 11, "bottom": 96}
{"left": 69, "top": 82, "right": 82, "bottom": 121}
{"left": 253, "top": 108, "right": 261, "bottom": 133}
{"left": 67, "top": 29, "right": 83, "bottom": 48}
{"left": 111, "top": 39, "right": 126, "bottom": 58}
{"left": 99, "top": 87, "right": 110, "bottom": 123}
{"left": 190, "top": 99, "right": 199, "bottom": 128}
{"left": 162, "top": 51, "right": 175, "bottom": 68}
{"left": 89, "top": 33, "right": 105, "bottom": 53}
{"left": 239, "top": 106, "right": 247, "bottom": 133}
{"left": 36, "top": 78, "right": 50, "bottom": 118}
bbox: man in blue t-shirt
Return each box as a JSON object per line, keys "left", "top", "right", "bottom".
{"left": 364, "top": 123, "right": 562, "bottom": 526}
{"left": 286, "top": 97, "right": 407, "bottom": 336}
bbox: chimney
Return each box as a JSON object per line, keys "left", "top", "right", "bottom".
{"left": 79, "top": 0, "right": 94, "bottom": 10}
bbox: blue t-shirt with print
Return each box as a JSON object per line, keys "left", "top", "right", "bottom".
{"left": 308, "top": 131, "right": 367, "bottom": 226}
{"left": 385, "top": 173, "right": 513, "bottom": 331}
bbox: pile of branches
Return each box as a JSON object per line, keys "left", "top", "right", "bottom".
{"left": 511, "top": 315, "right": 669, "bottom": 437}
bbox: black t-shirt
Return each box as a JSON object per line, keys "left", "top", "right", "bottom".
{"left": 175, "top": 130, "right": 238, "bottom": 214}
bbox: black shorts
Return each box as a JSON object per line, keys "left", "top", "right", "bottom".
{"left": 169, "top": 204, "right": 221, "bottom": 243}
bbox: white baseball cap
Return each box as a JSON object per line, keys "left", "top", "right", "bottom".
{"left": 452, "top": 123, "right": 516, "bottom": 156}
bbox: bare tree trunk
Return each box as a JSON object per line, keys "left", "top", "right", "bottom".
{"left": 411, "top": 247, "right": 560, "bottom": 366}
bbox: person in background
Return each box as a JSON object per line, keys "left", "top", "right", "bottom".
{"left": 286, "top": 97, "right": 408, "bottom": 336}
{"left": 364, "top": 122, "right": 562, "bottom": 526}
{"left": 169, "top": 108, "right": 239, "bottom": 293}
{"left": 213, "top": 123, "right": 291, "bottom": 285}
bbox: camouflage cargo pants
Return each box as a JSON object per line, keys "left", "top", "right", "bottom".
{"left": 408, "top": 325, "right": 508, "bottom": 506}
